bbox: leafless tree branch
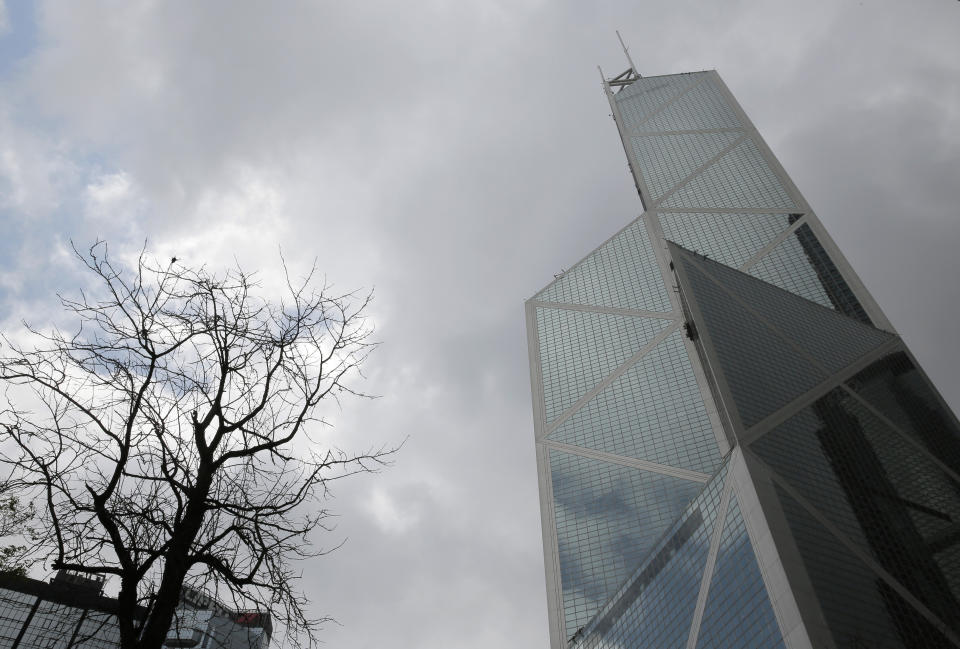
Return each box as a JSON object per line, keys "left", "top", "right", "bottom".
{"left": 0, "top": 241, "right": 395, "bottom": 649}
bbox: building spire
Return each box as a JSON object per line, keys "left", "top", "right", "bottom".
{"left": 616, "top": 30, "right": 640, "bottom": 78}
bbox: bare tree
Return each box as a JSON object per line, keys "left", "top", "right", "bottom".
{"left": 0, "top": 242, "right": 392, "bottom": 649}
{"left": 0, "top": 478, "right": 36, "bottom": 575}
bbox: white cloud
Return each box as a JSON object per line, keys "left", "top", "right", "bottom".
{"left": 364, "top": 486, "right": 422, "bottom": 535}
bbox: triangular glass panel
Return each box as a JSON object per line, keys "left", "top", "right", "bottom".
{"left": 573, "top": 463, "right": 728, "bottom": 648}
{"left": 788, "top": 223, "right": 872, "bottom": 323}
{"left": 753, "top": 385, "right": 960, "bottom": 625}
{"left": 751, "top": 389, "right": 960, "bottom": 601}
{"left": 775, "top": 485, "right": 959, "bottom": 648}
{"left": 834, "top": 392, "right": 960, "bottom": 606}
{"left": 535, "top": 217, "right": 672, "bottom": 312}
{"left": 615, "top": 72, "right": 704, "bottom": 133}
{"left": 659, "top": 212, "right": 793, "bottom": 269}
{"left": 672, "top": 250, "right": 827, "bottom": 428}
{"left": 661, "top": 139, "right": 796, "bottom": 210}
{"left": 643, "top": 77, "right": 743, "bottom": 132}
{"left": 695, "top": 495, "right": 785, "bottom": 649}
{"left": 549, "top": 449, "right": 706, "bottom": 635}
{"left": 751, "top": 397, "right": 877, "bottom": 550}
{"left": 548, "top": 329, "right": 722, "bottom": 474}
{"left": 536, "top": 308, "right": 672, "bottom": 425}
{"left": 845, "top": 350, "right": 960, "bottom": 473}
{"left": 747, "top": 232, "right": 834, "bottom": 309}
{"left": 687, "top": 247, "right": 895, "bottom": 374}
{"left": 629, "top": 132, "right": 743, "bottom": 202}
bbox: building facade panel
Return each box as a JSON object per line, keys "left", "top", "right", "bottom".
{"left": 641, "top": 77, "right": 743, "bottom": 132}
{"left": 614, "top": 73, "right": 704, "bottom": 134}
{"left": 775, "top": 485, "right": 957, "bottom": 648}
{"left": 570, "top": 463, "right": 729, "bottom": 649}
{"left": 547, "top": 329, "right": 721, "bottom": 473}
{"left": 629, "top": 132, "right": 743, "bottom": 203}
{"left": 660, "top": 139, "right": 797, "bottom": 210}
{"left": 658, "top": 211, "right": 792, "bottom": 269}
{"left": 535, "top": 307, "right": 672, "bottom": 425}
{"left": 694, "top": 494, "right": 785, "bottom": 649}
{"left": 533, "top": 218, "right": 671, "bottom": 312}
{"left": 549, "top": 448, "right": 706, "bottom": 632}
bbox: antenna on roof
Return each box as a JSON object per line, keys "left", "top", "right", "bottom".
{"left": 616, "top": 30, "right": 640, "bottom": 78}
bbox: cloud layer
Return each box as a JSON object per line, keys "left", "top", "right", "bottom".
{"left": 1, "top": 1, "right": 958, "bottom": 647}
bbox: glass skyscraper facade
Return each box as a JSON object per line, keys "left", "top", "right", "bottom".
{"left": 525, "top": 67, "right": 960, "bottom": 649}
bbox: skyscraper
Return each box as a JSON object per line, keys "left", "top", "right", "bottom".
{"left": 525, "top": 64, "right": 960, "bottom": 649}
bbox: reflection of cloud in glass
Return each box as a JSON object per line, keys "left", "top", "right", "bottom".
{"left": 549, "top": 450, "right": 704, "bottom": 632}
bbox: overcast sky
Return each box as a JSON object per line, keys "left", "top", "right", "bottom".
{"left": 1, "top": 1, "right": 958, "bottom": 648}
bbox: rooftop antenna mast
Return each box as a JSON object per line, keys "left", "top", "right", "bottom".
{"left": 616, "top": 30, "right": 640, "bottom": 78}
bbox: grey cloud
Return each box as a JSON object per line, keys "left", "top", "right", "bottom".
{"left": 1, "top": 0, "right": 958, "bottom": 647}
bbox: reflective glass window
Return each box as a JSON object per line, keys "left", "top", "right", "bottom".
{"left": 615, "top": 73, "right": 704, "bottom": 133}
{"left": 679, "top": 254, "right": 826, "bottom": 427}
{"left": 550, "top": 449, "right": 705, "bottom": 633}
{"left": 776, "top": 486, "right": 957, "bottom": 648}
{"left": 659, "top": 212, "right": 792, "bottom": 270}
{"left": 536, "top": 307, "right": 671, "bottom": 425}
{"left": 549, "top": 330, "right": 721, "bottom": 474}
{"left": 642, "top": 78, "right": 742, "bottom": 132}
{"left": 661, "top": 139, "right": 796, "bottom": 210}
{"left": 572, "top": 464, "right": 728, "bottom": 649}
{"left": 535, "top": 218, "right": 672, "bottom": 312}
{"left": 630, "top": 132, "right": 742, "bottom": 202}
{"left": 695, "top": 495, "right": 785, "bottom": 649}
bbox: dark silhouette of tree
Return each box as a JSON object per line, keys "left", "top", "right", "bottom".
{"left": 0, "top": 480, "right": 36, "bottom": 575}
{"left": 0, "top": 242, "right": 392, "bottom": 649}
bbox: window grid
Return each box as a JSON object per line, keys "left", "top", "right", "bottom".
{"left": 0, "top": 588, "right": 38, "bottom": 646}
{"left": 747, "top": 232, "right": 834, "bottom": 308}
{"left": 680, "top": 255, "right": 827, "bottom": 427}
{"left": 72, "top": 612, "right": 121, "bottom": 649}
{"left": 574, "top": 464, "right": 728, "bottom": 649}
{"left": 535, "top": 218, "right": 672, "bottom": 312}
{"left": 659, "top": 212, "right": 792, "bottom": 269}
{"left": 536, "top": 307, "right": 670, "bottom": 425}
{"left": 754, "top": 381, "right": 960, "bottom": 640}
{"left": 696, "top": 243, "right": 893, "bottom": 372}
{"left": 630, "top": 132, "right": 742, "bottom": 202}
{"left": 694, "top": 495, "right": 785, "bottom": 649}
{"left": 662, "top": 139, "right": 796, "bottom": 210}
{"left": 777, "top": 486, "right": 957, "bottom": 649}
{"left": 550, "top": 450, "right": 705, "bottom": 634}
{"left": 548, "top": 330, "right": 721, "bottom": 474}
{"left": 615, "top": 74, "right": 705, "bottom": 133}
{"left": 790, "top": 222, "right": 871, "bottom": 323}
{"left": 641, "top": 78, "right": 743, "bottom": 132}
{"left": 18, "top": 600, "right": 85, "bottom": 649}
{"left": 846, "top": 351, "right": 960, "bottom": 474}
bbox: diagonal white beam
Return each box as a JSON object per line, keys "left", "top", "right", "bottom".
{"left": 651, "top": 134, "right": 748, "bottom": 208}
{"left": 685, "top": 467, "right": 734, "bottom": 648}
{"left": 528, "top": 299, "right": 677, "bottom": 320}
{"left": 542, "top": 439, "right": 711, "bottom": 483}
{"left": 739, "top": 214, "right": 808, "bottom": 272}
{"left": 540, "top": 322, "right": 679, "bottom": 437}
{"left": 760, "top": 460, "right": 960, "bottom": 647}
